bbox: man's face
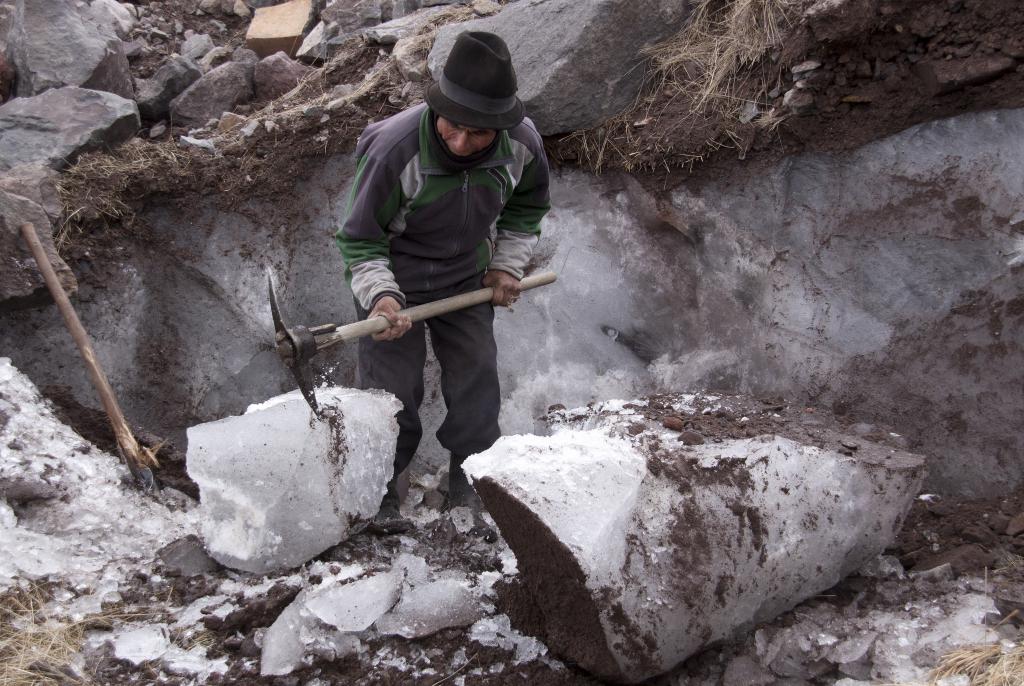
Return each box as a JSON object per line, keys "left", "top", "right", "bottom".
{"left": 436, "top": 116, "right": 497, "bottom": 157}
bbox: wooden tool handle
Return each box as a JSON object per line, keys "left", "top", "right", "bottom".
{"left": 19, "top": 223, "right": 157, "bottom": 474}
{"left": 316, "top": 270, "right": 557, "bottom": 350}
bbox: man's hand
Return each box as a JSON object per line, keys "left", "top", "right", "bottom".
{"left": 483, "top": 270, "right": 521, "bottom": 307}
{"left": 369, "top": 296, "right": 412, "bottom": 341}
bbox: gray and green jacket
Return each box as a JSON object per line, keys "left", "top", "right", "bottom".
{"left": 336, "top": 103, "right": 551, "bottom": 310}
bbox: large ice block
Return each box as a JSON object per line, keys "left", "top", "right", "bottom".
{"left": 463, "top": 427, "right": 926, "bottom": 683}
{"left": 187, "top": 387, "right": 401, "bottom": 573}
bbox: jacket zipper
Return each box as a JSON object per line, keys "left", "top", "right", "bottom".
{"left": 455, "top": 171, "right": 469, "bottom": 258}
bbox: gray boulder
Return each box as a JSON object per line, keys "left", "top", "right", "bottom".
{"left": 85, "top": 0, "right": 137, "bottom": 40}
{"left": 363, "top": 6, "right": 446, "bottom": 45}
{"left": 0, "top": 164, "right": 61, "bottom": 222}
{"left": 0, "top": 87, "right": 140, "bottom": 171}
{"left": 181, "top": 33, "right": 215, "bottom": 62}
{"left": 428, "top": 0, "right": 691, "bottom": 135}
{"left": 135, "top": 55, "right": 202, "bottom": 120}
{"left": 254, "top": 51, "right": 311, "bottom": 101}
{"left": 169, "top": 61, "right": 254, "bottom": 128}
{"left": 0, "top": 190, "right": 77, "bottom": 310}
{"left": 7, "top": 0, "right": 134, "bottom": 98}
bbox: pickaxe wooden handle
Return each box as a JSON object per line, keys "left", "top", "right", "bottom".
{"left": 19, "top": 222, "right": 157, "bottom": 490}
{"left": 270, "top": 271, "right": 557, "bottom": 414}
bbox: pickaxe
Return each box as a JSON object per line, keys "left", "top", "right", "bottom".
{"left": 269, "top": 270, "right": 557, "bottom": 414}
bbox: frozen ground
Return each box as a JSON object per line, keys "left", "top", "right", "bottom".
{"left": 1, "top": 356, "right": 1020, "bottom": 684}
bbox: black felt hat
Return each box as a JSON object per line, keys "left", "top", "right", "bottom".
{"left": 425, "top": 31, "right": 524, "bottom": 131}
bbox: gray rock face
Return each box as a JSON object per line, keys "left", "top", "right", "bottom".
{"left": 169, "top": 61, "right": 254, "bottom": 128}
{"left": 463, "top": 416, "right": 925, "bottom": 683}
{"left": 136, "top": 55, "right": 202, "bottom": 120}
{"left": 0, "top": 87, "right": 140, "bottom": 171}
{"left": 85, "top": 0, "right": 137, "bottom": 39}
{"left": 8, "top": 0, "right": 134, "bottom": 98}
{"left": 254, "top": 51, "right": 311, "bottom": 101}
{"left": 0, "top": 190, "right": 77, "bottom": 309}
{"left": 428, "top": 0, "right": 691, "bottom": 134}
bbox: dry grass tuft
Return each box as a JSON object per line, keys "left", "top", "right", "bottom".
{"left": 928, "top": 643, "right": 1024, "bottom": 686}
{"left": 0, "top": 584, "right": 169, "bottom": 686}
{"left": 557, "top": 0, "right": 800, "bottom": 173}
{"left": 55, "top": 141, "right": 191, "bottom": 249}
{"left": 0, "top": 584, "right": 92, "bottom": 685}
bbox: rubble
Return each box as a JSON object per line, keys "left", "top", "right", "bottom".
{"left": 186, "top": 388, "right": 401, "bottom": 573}
{"left": 135, "top": 55, "right": 203, "bottom": 121}
{"left": 463, "top": 399, "right": 926, "bottom": 683}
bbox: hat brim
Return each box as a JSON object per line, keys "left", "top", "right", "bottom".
{"left": 425, "top": 82, "right": 525, "bottom": 131}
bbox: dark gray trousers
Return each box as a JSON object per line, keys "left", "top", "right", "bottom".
{"left": 355, "top": 273, "right": 501, "bottom": 478}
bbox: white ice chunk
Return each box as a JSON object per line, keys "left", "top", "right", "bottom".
{"left": 305, "top": 571, "right": 402, "bottom": 632}
{"left": 261, "top": 570, "right": 400, "bottom": 677}
{"left": 111, "top": 624, "right": 171, "bottom": 665}
{"left": 187, "top": 387, "right": 401, "bottom": 573}
{"left": 376, "top": 576, "right": 487, "bottom": 638}
{"left": 469, "top": 614, "right": 547, "bottom": 664}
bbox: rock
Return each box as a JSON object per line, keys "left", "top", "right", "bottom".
{"left": 169, "top": 61, "right": 255, "bottom": 129}
{"left": 392, "top": 36, "right": 428, "bottom": 82}
{"left": 245, "top": 0, "right": 317, "bottom": 58}
{"left": 0, "top": 87, "right": 139, "bottom": 172}
{"left": 254, "top": 51, "right": 311, "bottom": 100}
{"left": 791, "top": 60, "right": 822, "bottom": 75}
{"left": 471, "top": 0, "right": 501, "bottom": 16}
{"left": 8, "top": 0, "right": 134, "bottom": 98}
{"left": 239, "top": 119, "right": 260, "bottom": 137}
{"left": 321, "top": 0, "right": 385, "bottom": 30}
{"left": 186, "top": 388, "right": 401, "bottom": 573}
{"left": 148, "top": 121, "right": 168, "bottom": 138}
{"left": 363, "top": 6, "right": 446, "bottom": 45}
{"left": 428, "top": 0, "right": 691, "bottom": 135}
{"left": 0, "top": 164, "right": 61, "bottom": 222}
{"left": 198, "top": 46, "right": 233, "bottom": 72}
{"left": 199, "top": 0, "right": 222, "bottom": 13}
{"left": 463, "top": 428, "right": 925, "bottom": 683}
{"left": 913, "top": 544, "right": 996, "bottom": 577}
{"left": 232, "top": 0, "right": 252, "bottom": 18}
{"left": 915, "top": 56, "right": 1016, "bottom": 95}
{"left": 86, "top": 0, "right": 137, "bottom": 39}
{"left": 181, "top": 33, "right": 215, "bottom": 61}
{"left": 0, "top": 191, "right": 77, "bottom": 310}
{"left": 295, "top": 21, "right": 333, "bottom": 63}
{"left": 661, "top": 415, "right": 685, "bottom": 431}
{"left": 135, "top": 55, "right": 202, "bottom": 120}
{"left": 783, "top": 88, "right": 816, "bottom": 115}
{"left": 1005, "top": 512, "right": 1024, "bottom": 536}
{"left": 803, "top": 0, "right": 879, "bottom": 44}
{"left": 392, "top": 0, "right": 422, "bottom": 18}
{"left": 233, "top": 47, "right": 260, "bottom": 65}
{"left": 179, "top": 136, "right": 217, "bottom": 153}
{"left": 157, "top": 535, "right": 220, "bottom": 577}
{"left": 217, "top": 111, "right": 248, "bottom": 132}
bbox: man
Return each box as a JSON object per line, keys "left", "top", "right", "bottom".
{"left": 336, "top": 31, "right": 551, "bottom": 534}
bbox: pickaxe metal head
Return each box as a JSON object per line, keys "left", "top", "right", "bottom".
{"left": 268, "top": 272, "right": 321, "bottom": 415}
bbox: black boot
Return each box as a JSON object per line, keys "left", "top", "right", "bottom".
{"left": 446, "top": 453, "right": 496, "bottom": 543}
{"left": 368, "top": 478, "right": 413, "bottom": 536}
